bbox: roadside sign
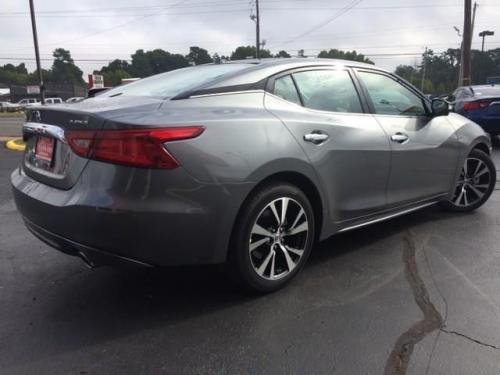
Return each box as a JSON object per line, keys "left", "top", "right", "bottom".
{"left": 26, "top": 85, "right": 40, "bottom": 94}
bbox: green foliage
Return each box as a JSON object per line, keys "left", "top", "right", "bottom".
{"left": 127, "top": 49, "right": 189, "bottom": 77}
{"left": 50, "top": 48, "right": 84, "bottom": 84}
{"left": 187, "top": 46, "right": 213, "bottom": 65}
{"left": 0, "top": 63, "right": 30, "bottom": 85}
{"left": 230, "top": 46, "right": 272, "bottom": 60}
{"left": 318, "top": 49, "right": 374, "bottom": 64}
{"left": 275, "top": 50, "right": 291, "bottom": 58}
{"left": 395, "top": 48, "right": 500, "bottom": 95}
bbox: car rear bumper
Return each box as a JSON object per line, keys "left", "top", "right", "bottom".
{"left": 11, "top": 161, "right": 251, "bottom": 266}
{"left": 24, "top": 218, "right": 154, "bottom": 268}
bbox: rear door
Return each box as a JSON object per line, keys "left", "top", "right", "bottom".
{"left": 355, "top": 69, "right": 459, "bottom": 206}
{"left": 264, "top": 67, "right": 391, "bottom": 222}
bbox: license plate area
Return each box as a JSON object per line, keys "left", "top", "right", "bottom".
{"left": 35, "top": 136, "right": 55, "bottom": 166}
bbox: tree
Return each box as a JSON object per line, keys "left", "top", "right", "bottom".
{"left": 50, "top": 48, "right": 84, "bottom": 84}
{"left": 472, "top": 50, "right": 499, "bottom": 85}
{"left": 275, "top": 50, "right": 291, "bottom": 58}
{"left": 129, "top": 49, "right": 189, "bottom": 77}
{"left": 94, "top": 59, "right": 133, "bottom": 86}
{"left": 130, "top": 49, "right": 153, "bottom": 77}
{"left": 230, "top": 45, "right": 272, "bottom": 60}
{"left": 187, "top": 46, "right": 213, "bottom": 65}
{"left": 318, "top": 49, "right": 374, "bottom": 64}
{"left": 0, "top": 63, "right": 30, "bottom": 85}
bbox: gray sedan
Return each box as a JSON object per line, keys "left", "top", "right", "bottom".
{"left": 11, "top": 59, "right": 496, "bottom": 292}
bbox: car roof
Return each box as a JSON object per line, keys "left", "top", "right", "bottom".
{"left": 223, "top": 57, "right": 376, "bottom": 69}
{"left": 176, "top": 58, "right": 384, "bottom": 98}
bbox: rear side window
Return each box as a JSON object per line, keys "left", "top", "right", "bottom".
{"left": 100, "top": 64, "right": 252, "bottom": 98}
{"left": 292, "top": 70, "right": 363, "bottom": 113}
{"left": 273, "top": 75, "right": 301, "bottom": 105}
{"left": 358, "top": 71, "right": 427, "bottom": 116}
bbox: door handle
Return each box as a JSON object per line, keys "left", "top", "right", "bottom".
{"left": 304, "top": 132, "right": 329, "bottom": 144}
{"left": 391, "top": 132, "right": 409, "bottom": 144}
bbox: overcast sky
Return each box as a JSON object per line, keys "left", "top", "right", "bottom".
{"left": 1, "top": 0, "right": 500, "bottom": 80}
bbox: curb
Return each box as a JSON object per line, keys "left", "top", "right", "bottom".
{"left": 5, "top": 138, "right": 25, "bottom": 152}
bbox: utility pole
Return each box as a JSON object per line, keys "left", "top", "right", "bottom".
{"left": 421, "top": 47, "right": 428, "bottom": 92}
{"left": 255, "top": 0, "right": 260, "bottom": 59}
{"left": 28, "top": 0, "right": 44, "bottom": 104}
{"left": 461, "top": 0, "right": 472, "bottom": 86}
{"left": 479, "top": 30, "right": 495, "bottom": 52}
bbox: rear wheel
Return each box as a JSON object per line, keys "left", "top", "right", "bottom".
{"left": 229, "top": 183, "right": 315, "bottom": 293}
{"left": 441, "top": 149, "right": 496, "bottom": 212}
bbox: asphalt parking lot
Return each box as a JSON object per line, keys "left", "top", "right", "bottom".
{"left": 1, "top": 123, "right": 500, "bottom": 374}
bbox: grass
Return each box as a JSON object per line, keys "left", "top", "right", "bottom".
{"left": 0, "top": 111, "right": 25, "bottom": 118}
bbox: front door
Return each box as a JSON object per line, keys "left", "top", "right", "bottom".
{"left": 355, "top": 70, "right": 460, "bottom": 206}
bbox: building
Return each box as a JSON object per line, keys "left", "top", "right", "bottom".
{"left": 7, "top": 83, "right": 86, "bottom": 103}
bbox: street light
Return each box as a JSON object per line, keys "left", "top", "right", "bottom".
{"left": 479, "top": 30, "right": 494, "bottom": 52}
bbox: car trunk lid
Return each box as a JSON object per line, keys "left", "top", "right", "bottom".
{"left": 22, "top": 97, "right": 164, "bottom": 190}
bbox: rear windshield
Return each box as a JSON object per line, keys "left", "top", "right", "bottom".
{"left": 474, "top": 87, "right": 500, "bottom": 97}
{"left": 100, "top": 64, "right": 252, "bottom": 98}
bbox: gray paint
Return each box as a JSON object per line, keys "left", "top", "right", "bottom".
{"left": 11, "top": 59, "right": 494, "bottom": 266}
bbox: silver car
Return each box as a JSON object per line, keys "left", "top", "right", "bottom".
{"left": 11, "top": 59, "right": 496, "bottom": 292}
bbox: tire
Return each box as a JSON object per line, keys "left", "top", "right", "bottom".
{"left": 229, "top": 182, "right": 315, "bottom": 293}
{"left": 440, "top": 149, "right": 496, "bottom": 212}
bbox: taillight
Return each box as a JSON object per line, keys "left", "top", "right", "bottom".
{"left": 463, "top": 100, "right": 491, "bottom": 111}
{"left": 66, "top": 126, "right": 204, "bottom": 169}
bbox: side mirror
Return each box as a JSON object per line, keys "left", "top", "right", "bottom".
{"left": 431, "top": 98, "right": 449, "bottom": 117}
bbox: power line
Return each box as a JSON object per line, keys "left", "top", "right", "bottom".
{"left": 269, "top": 0, "right": 364, "bottom": 48}
{"left": 1, "top": 2, "right": 480, "bottom": 16}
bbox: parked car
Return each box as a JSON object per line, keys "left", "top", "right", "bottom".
{"left": 11, "top": 59, "right": 496, "bottom": 292}
{"left": 66, "top": 97, "right": 84, "bottom": 103}
{"left": 0, "top": 101, "right": 20, "bottom": 112}
{"left": 17, "top": 98, "right": 39, "bottom": 109}
{"left": 44, "top": 97, "right": 63, "bottom": 105}
{"left": 450, "top": 85, "right": 500, "bottom": 136}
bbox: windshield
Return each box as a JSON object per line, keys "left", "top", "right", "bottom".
{"left": 100, "top": 64, "right": 252, "bottom": 98}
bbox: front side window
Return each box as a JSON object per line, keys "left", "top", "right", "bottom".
{"left": 358, "top": 71, "right": 427, "bottom": 116}
{"left": 273, "top": 75, "right": 301, "bottom": 105}
{"left": 292, "top": 70, "right": 363, "bottom": 113}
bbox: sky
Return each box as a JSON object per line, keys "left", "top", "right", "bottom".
{"left": 1, "top": 0, "right": 500, "bottom": 81}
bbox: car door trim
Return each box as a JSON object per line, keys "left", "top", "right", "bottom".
{"left": 337, "top": 200, "right": 440, "bottom": 233}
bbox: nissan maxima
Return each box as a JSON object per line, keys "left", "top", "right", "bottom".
{"left": 11, "top": 59, "right": 497, "bottom": 292}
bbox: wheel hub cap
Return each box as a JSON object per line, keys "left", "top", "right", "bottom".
{"left": 248, "top": 197, "right": 309, "bottom": 281}
{"left": 450, "top": 157, "right": 491, "bottom": 207}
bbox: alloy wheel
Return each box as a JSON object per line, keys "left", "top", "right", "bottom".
{"left": 248, "top": 197, "right": 309, "bottom": 280}
{"left": 451, "top": 157, "right": 492, "bottom": 207}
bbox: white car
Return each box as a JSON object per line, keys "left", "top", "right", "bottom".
{"left": 45, "top": 98, "right": 63, "bottom": 105}
{"left": 0, "top": 101, "right": 20, "bottom": 112}
{"left": 17, "top": 98, "right": 40, "bottom": 109}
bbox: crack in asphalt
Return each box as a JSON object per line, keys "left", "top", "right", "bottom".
{"left": 385, "top": 228, "right": 500, "bottom": 375}
{"left": 384, "top": 230, "right": 443, "bottom": 375}
{"left": 440, "top": 328, "right": 500, "bottom": 351}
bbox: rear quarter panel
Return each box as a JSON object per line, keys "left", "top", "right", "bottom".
{"left": 156, "top": 92, "right": 329, "bottom": 260}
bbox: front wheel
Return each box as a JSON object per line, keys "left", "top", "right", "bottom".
{"left": 229, "top": 183, "right": 315, "bottom": 293}
{"left": 441, "top": 149, "right": 496, "bottom": 212}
